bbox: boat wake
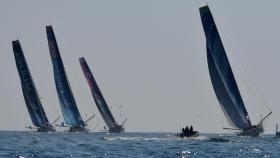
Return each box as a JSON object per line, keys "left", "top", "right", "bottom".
{"left": 103, "top": 136, "right": 170, "bottom": 141}
{"left": 206, "top": 137, "right": 231, "bottom": 143}
{"left": 15, "top": 155, "right": 25, "bottom": 158}
{"left": 177, "top": 136, "right": 208, "bottom": 141}
{"left": 103, "top": 135, "right": 208, "bottom": 141}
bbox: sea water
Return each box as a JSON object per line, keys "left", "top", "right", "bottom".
{"left": 0, "top": 131, "right": 279, "bottom": 158}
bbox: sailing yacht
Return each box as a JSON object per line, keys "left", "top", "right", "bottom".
{"left": 199, "top": 5, "right": 271, "bottom": 136}
{"left": 46, "top": 26, "right": 87, "bottom": 132}
{"left": 12, "top": 40, "right": 55, "bottom": 132}
{"left": 276, "top": 124, "right": 280, "bottom": 137}
{"left": 79, "top": 57, "right": 125, "bottom": 133}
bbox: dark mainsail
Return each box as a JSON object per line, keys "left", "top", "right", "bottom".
{"left": 12, "top": 40, "right": 54, "bottom": 132}
{"left": 79, "top": 57, "right": 124, "bottom": 132}
{"left": 199, "top": 6, "right": 252, "bottom": 129}
{"left": 46, "top": 26, "right": 85, "bottom": 131}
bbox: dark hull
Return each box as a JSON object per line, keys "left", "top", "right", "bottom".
{"left": 12, "top": 40, "right": 52, "bottom": 128}
{"left": 237, "top": 125, "right": 264, "bottom": 137}
{"left": 200, "top": 5, "right": 251, "bottom": 129}
{"left": 68, "top": 126, "right": 88, "bottom": 132}
{"left": 79, "top": 57, "right": 124, "bottom": 133}
{"left": 37, "top": 125, "right": 56, "bottom": 132}
{"left": 178, "top": 131, "right": 199, "bottom": 138}
{"left": 109, "top": 125, "right": 124, "bottom": 133}
{"left": 46, "top": 26, "right": 85, "bottom": 127}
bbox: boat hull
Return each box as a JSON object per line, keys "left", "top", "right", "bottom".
{"left": 238, "top": 125, "right": 264, "bottom": 137}
{"left": 37, "top": 125, "right": 56, "bottom": 132}
{"left": 68, "top": 126, "right": 88, "bottom": 132}
{"left": 178, "top": 131, "right": 199, "bottom": 138}
{"left": 109, "top": 125, "right": 124, "bottom": 133}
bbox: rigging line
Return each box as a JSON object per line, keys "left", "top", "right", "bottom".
{"left": 29, "top": 55, "right": 61, "bottom": 119}
{"left": 237, "top": 76, "right": 267, "bottom": 109}
{"left": 21, "top": 44, "right": 61, "bottom": 117}
{"left": 230, "top": 63, "right": 267, "bottom": 103}
{"left": 220, "top": 28, "right": 270, "bottom": 110}
{"left": 219, "top": 107, "right": 225, "bottom": 130}
{"left": 77, "top": 57, "right": 100, "bottom": 113}
{"left": 19, "top": 93, "right": 30, "bottom": 128}
{"left": 61, "top": 50, "right": 96, "bottom": 119}
{"left": 91, "top": 115, "right": 100, "bottom": 130}
{"left": 211, "top": 10, "right": 271, "bottom": 110}
{"left": 21, "top": 47, "right": 59, "bottom": 123}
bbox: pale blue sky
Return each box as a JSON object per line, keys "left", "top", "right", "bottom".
{"left": 0, "top": 0, "right": 279, "bottom": 133}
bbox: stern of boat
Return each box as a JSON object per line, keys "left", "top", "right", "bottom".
{"left": 69, "top": 125, "right": 88, "bottom": 132}
{"left": 37, "top": 124, "right": 56, "bottom": 132}
{"left": 109, "top": 125, "right": 124, "bottom": 133}
{"left": 238, "top": 125, "right": 264, "bottom": 137}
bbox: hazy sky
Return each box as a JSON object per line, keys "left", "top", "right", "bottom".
{"left": 0, "top": 0, "right": 279, "bottom": 133}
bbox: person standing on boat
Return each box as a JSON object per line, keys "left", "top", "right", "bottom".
{"left": 182, "top": 128, "right": 185, "bottom": 136}
{"left": 185, "top": 126, "right": 190, "bottom": 137}
{"left": 190, "top": 125, "right": 193, "bottom": 135}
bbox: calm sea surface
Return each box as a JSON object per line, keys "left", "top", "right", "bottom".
{"left": 0, "top": 131, "right": 279, "bottom": 158}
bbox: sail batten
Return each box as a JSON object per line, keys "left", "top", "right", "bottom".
{"left": 46, "top": 26, "right": 85, "bottom": 127}
{"left": 12, "top": 40, "right": 50, "bottom": 128}
{"left": 79, "top": 57, "right": 123, "bottom": 132}
{"left": 200, "top": 6, "right": 252, "bottom": 129}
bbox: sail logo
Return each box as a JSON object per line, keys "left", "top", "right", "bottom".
{"left": 53, "top": 61, "right": 65, "bottom": 94}
{"left": 53, "top": 61, "right": 73, "bottom": 107}
{"left": 15, "top": 51, "right": 32, "bottom": 91}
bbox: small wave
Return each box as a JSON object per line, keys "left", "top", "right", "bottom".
{"left": 253, "top": 148, "right": 262, "bottom": 152}
{"left": 207, "top": 137, "right": 230, "bottom": 142}
{"left": 103, "top": 136, "right": 170, "bottom": 141}
{"left": 177, "top": 150, "right": 198, "bottom": 157}
{"left": 104, "top": 135, "right": 208, "bottom": 141}
{"left": 181, "top": 150, "right": 191, "bottom": 154}
{"left": 177, "top": 136, "right": 208, "bottom": 141}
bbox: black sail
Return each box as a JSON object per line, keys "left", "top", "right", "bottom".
{"left": 46, "top": 26, "right": 85, "bottom": 127}
{"left": 12, "top": 40, "right": 50, "bottom": 128}
{"left": 79, "top": 57, "right": 124, "bottom": 132}
{"left": 199, "top": 6, "right": 252, "bottom": 129}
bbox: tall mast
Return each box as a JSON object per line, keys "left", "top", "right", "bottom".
{"left": 12, "top": 40, "right": 50, "bottom": 128}
{"left": 46, "top": 26, "right": 85, "bottom": 128}
{"left": 79, "top": 57, "right": 124, "bottom": 132}
{"left": 199, "top": 6, "right": 252, "bottom": 129}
